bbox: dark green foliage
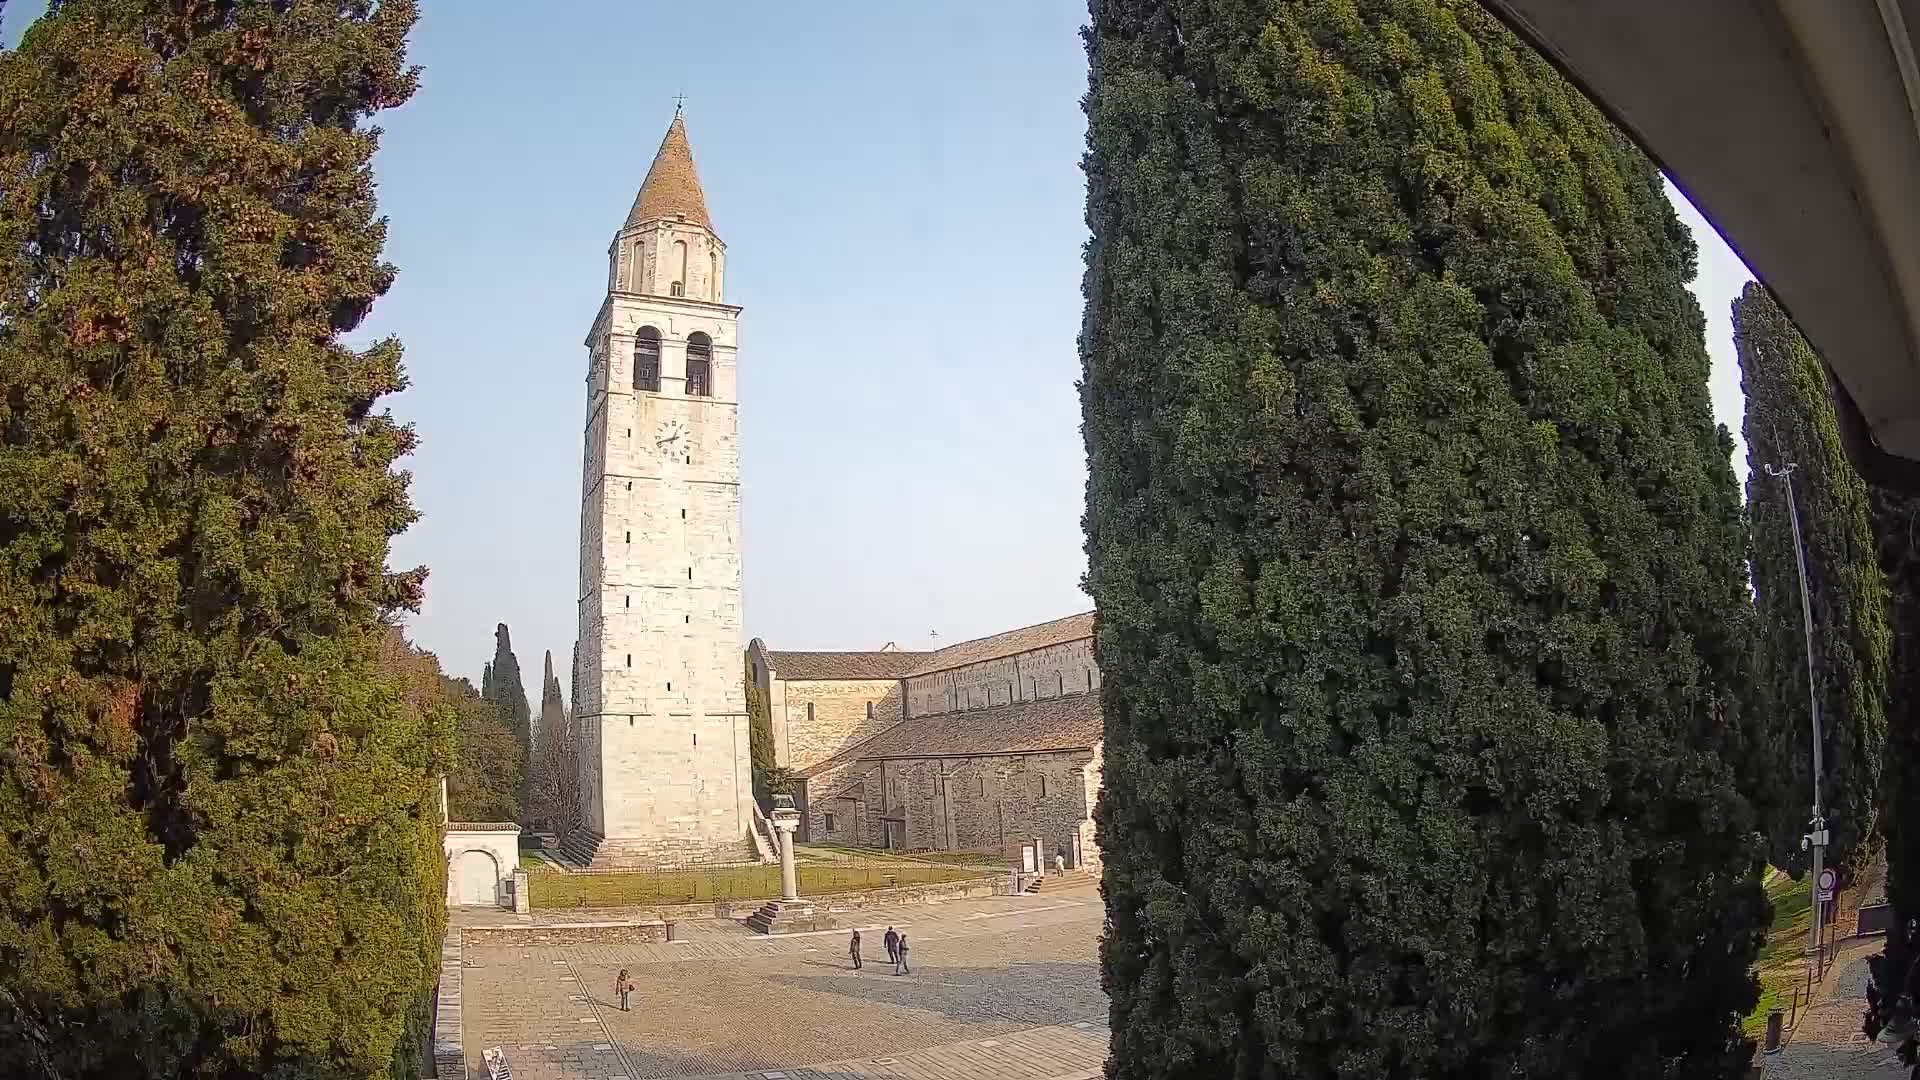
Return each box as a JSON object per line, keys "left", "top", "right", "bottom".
{"left": 487, "top": 623, "right": 531, "bottom": 818}
{"left": 489, "top": 624, "right": 531, "bottom": 747}
{"left": 1736, "top": 282, "right": 1890, "bottom": 871}
{"left": 481, "top": 661, "right": 495, "bottom": 701}
{"left": 1079, "top": 1, "right": 1768, "bottom": 1075}
{"left": 747, "top": 656, "right": 774, "bottom": 804}
{"left": 0, "top": 2, "right": 443, "bottom": 1076}
{"left": 527, "top": 650, "right": 578, "bottom": 837}
{"left": 1871, "top": 491, "right": 1920, "bottom": 1034}
{"left": 443, "top": 672, "right": 522, "bottom": 825}
{"left": 540, "top": 650, "right": 564, "bottom": 738}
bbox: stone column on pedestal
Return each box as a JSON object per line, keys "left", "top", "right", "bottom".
{"left": 745, "top": 795, "right": 835, "bottom": 935}
{"left": 774, "top": 808, "right": 800, "bottom": 900}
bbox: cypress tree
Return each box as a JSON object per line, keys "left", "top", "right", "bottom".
{"left": 481, "top": 660, "right": 495, "bottom": 702}
{"left": 490, "top": 623, "right": 531, "bottom": 751}
{"left": 1080, "top": 1, "right": 1768, "bottom": 1075}
{"left": 746, "top": 656, "right": 776, "bottom": 804}
{"left": 1736, "top": 282, "right": 1890, "bottom": 872}
{"left": 0, "top": 2, "right": 446, "bottom": 1076}
{"left": 540, "top": 651, "right": 564, "bottom": 736}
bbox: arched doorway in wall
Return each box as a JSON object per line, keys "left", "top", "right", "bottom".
{"left": 453, "top": 849, "right": 502, "bottom": 907}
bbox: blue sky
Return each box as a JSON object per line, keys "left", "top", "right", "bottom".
{"left": 6, "top": 2, "right": 1755, "bottom": 690}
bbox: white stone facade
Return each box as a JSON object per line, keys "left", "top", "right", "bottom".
{"left": 444, "top": 824, "right": 519, "bottom": 908}
{"left": 572, "top": 118, "right": 752, "bottom": 868}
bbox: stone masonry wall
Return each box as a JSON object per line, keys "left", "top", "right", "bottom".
{"left": 827, "top": 750, "right": 1096, "bottom": 863}
{"left": 778, "top": 679, "right": 906, "bottom": 773}
{"left": 1078, "top": 742, "right": 1104, "bottom": 874}
{"left": 905, "top": 638, "right": 1101, "bottom": 718}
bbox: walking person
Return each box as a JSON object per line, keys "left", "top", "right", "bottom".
{"left": 614, "top": 968, "right": 635, "bottom": 1012}
{"left": 895, "top": 933, "right": 911, "bottom": 975}
{"left": 849, "top": 928, "right": 863, "bottom": 970}
{"left": 883, "top": 925, "right": 899, "bottom": 967}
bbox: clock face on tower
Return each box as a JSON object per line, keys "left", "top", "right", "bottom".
{"left": 654, "top": 418, "right": 690, "bottom": 463}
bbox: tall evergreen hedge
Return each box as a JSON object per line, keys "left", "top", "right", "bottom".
{"left": 1736, "top": 282, "right": 1890, "bottom": 872}
{"left": 0, "top": 2, "right": 447, "bottom": 1076}
{"left": 1080, "top": 1, "right": 1769, "bottom": 1075}
{"left": 1872, "top": 490, "right": 1920, "bottom": 1046}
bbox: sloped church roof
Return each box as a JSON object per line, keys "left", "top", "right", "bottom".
{"left": 625, "top": 112, "right": 714, "bottom": 232}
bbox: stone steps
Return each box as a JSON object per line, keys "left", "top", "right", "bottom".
{"left": 744, "top": 898, "right": 835, "bottom": 935}
{"left": 1025, "top": 871, "right": 1092, "bottom": 894}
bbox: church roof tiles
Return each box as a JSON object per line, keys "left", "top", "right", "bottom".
{"left": 765, "top": 650, "right": 928, "bottom": 681}
{"left": 625, "top": 113, "right": 714, "bottom": 232}
{"left": 764, "top": 611, "right": 1095, "bottom": 684}
{"left": 907, "top": 611, "right": 1094, "bottom": 676}
{"left": 806, "top": 691, "right": 1101, "bottom": 773}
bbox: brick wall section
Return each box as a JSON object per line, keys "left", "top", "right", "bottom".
{"left": 780, "top": 679, "right": 906, "bottom": 772}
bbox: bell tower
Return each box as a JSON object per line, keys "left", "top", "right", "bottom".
{"left": 569, "top": 111, "right": 751, "bottom": 868}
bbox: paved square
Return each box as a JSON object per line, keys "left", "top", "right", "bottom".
{"left": 461, "top": 892, "right": 1108, "bottom": 1079}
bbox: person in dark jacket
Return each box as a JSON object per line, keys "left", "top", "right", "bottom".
{"left": 883, "top": 926, "right": 900, "bottom": 966}
{"left": 849, "top": 928, "right": 863, "bottom": 970}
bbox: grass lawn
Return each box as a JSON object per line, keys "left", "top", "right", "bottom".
{"left": 527, "top": 859, "right": 992, "bottom": 909}
{"left": 519, "top": 850, "right": 549, "bottom": 871}
{"left": 1743, "top": 868, "right": 1814, "bottom": 1036}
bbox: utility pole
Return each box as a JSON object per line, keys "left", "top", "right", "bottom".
{"left": 1765, "top": 460, "right": 1831, "bottom": 979}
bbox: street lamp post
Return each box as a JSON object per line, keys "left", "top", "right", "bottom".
{"left": 1764, "top": 461, "right": 1830, "bottom": 979}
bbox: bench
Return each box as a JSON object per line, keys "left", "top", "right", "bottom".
{"left": 483, "top": 1046, "right": 513, "bottom": 1080}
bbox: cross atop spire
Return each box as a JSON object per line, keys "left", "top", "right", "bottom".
{"left": 673, "top": 91, "right": 687, "bottom": 114}
{"left": 624, "top": 112, "right": 713, "bottom": 233}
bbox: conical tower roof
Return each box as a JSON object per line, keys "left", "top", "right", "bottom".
{"left": 625, "top": 113, "right": 713, "bottom": 232}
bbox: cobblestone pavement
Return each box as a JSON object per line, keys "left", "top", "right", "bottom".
{"left": 1765, "top": 936, "right": 1906, "bottom": 1080}
{"left": 462, "top": 892, "right": 1108, "bottom": 1080}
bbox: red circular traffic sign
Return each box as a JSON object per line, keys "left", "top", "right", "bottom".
{"left": 1818, "top": 868, "right": 1837, "bottom": 892}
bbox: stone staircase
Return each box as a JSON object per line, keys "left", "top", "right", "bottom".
{"left": 1024, "top": 869, "right": 1092, "bottom": 894}
{"left": 745, "top": 898, "right": 834, "bottom": 935}
{"left": 747, "top": 803, "right": 779, "bottom": 865}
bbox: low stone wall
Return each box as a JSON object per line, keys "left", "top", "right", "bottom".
{"left": 432, "top": 928, "right": 463, "bottom": 1079}
{"left": 463, "top": 922, "right": 671, "bottom": 947}
{"left": 567, "top": 874, "right": 1009, "bottom": 923}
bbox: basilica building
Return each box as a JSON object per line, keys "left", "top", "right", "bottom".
{"left": 749, "top": 611, "right": 1103, "bottom": 874}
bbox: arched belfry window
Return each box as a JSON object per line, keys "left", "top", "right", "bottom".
{"left": 634, "top": 326, "right": 661, "bottom": 392}
{"left": 671, "top": 239, "right": 688, "bottom": 297}
{"left": 685, "top": 332, "right": 712, "bottom": 397}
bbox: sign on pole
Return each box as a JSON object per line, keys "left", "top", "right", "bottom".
{"left": 1817, "top": 868, "right": 1837, "bottom": 903}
